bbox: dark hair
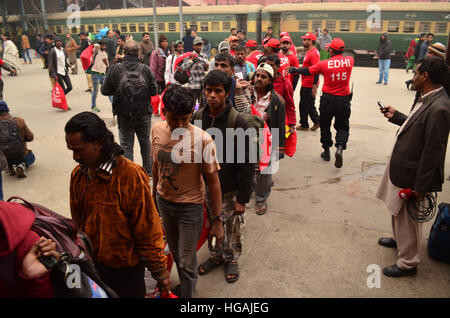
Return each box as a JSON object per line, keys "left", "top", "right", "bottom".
{"left": 257, "top": 55, "right": 267, "bottom": 66}
{"left": 420, "top": 33, "right": 427, "bottom": 38}
{"left": 114, "top": 29, "right": 121, "bottom": 35}
{"left": 230, "top": 27, "right": 237, "bottom": 32}
{"left": 97, "top": 39, "right": 106, "bottom": 45}
{"left": 204, "top": 69, "right": 233, "bottom": 94}
{"left": 266, "top": 54, "right": 280, "bottom": 66}
{"left": 237, "top": 30, "right": 245, "bottom": 35}
{"left": 185, "top": 28, "right": 191, "bottom": 37}
{"left": 163, "top": 84, "right": 195, "bottom": 115}
{"left": 331, "top": 48, "right": 344, "bottom": 55}
{"left": 214, "top": 52, "right": 235, "bottom": 68}
{"left": 235, "top": 44, "right": 246, "bottom": 52}
{"left": 159, "top": 34, "right": 168, "bottom": 46}
{"left": 142, "top": 32, "right": 150, "bottom": 37}
{"left": 65, "top": 112, "right": 124, "bottom": 160}
{"left": 427, "top": 33, "right": 434, "bottom": 37}
{"left": 118, "top": 35, "right": 126, "bottom": 42}
{"left": 416, "top": 57, "right": 450, "bottom": 85}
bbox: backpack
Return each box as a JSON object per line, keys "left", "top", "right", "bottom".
{"left": 174, "top": 57, "right": 190, "bottom": 84}
{"left": 1, "top": 197, "right": 118, "bottom": 298}
{"left": 0, "top": 119, "right": 25, "bottom": 162}
{"left": 192, "top": 106, "right": 264, "bottom": 163}
{"left": 115, "top": 63, "right": 150, "bottom": 118}
{"left": 427, "top": 202, "right": 450, "bottom": 264}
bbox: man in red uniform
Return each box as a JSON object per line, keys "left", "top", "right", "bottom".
{"left": 280, "top": 31, "right": 297, "bottom": 57}
{"left": 263, "top": 39, "right": 290, "bottom": 83}
{"left": 280, "top": 36, "right": 300, "bottom": 90}
{"left": 246, "top": 40, "right": 262, "bottom": 69}
{"left": 265, "top": 54, "right": 296, "bottom": 135}
{"left": 290, "top": 38, "right": 354, "bottom": 168}
{"left": 229, "top": 36, "right": 239, "bottom": 56}
{"left": 296, "top": 33, "right": 320, "bottom": 131}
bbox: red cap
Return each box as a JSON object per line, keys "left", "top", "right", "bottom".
{"left": 280, "top": 31, "right": 289, "bottom": 37}
{"left": 264, "top": 38, "right": 280, "bottom": 48}
{"left": 245, "top": 39, "right": 257, "bottom": 47}
{"left": 229, "top": 35, "right": 238, "bottom": 42}
{"left": 327, "top": 38, "right": 345, "bottom": 50}
{"left": 301, "top": 32, "right": 317, "bottom": 42}
{"left": 280, "top": 36, "right": 292, "bottom": 43}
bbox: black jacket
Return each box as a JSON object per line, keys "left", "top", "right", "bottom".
{"left": 251, "top": 90, "right": 286, "bottom": 160}
{"left": 101, "top": 55, "right": 158, "bottom": 116}
{"left": 193, "top": 101, "right": 255, "bottom": 204}
{"left": 48, "top": 47, "right": 69, "bottom": 79}
{"left": 377, "top": 34, "right": 391, "bottom": 60}
{"left": 388, "top": 88, "right": 449, "bottom": 194}
{"left": 79, "top": 38, "right": 92, "bottom": 54}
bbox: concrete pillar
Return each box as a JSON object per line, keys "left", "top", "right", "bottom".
{"left": 40, "top": 0, "right": 49, "bottom": 33}
{"left": 19, "top": 0, "right": 29, "bottom": 33}
{"left": 0, "top": 0, "right": 8, "bottom": 34}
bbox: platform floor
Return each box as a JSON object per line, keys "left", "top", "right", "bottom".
{"left": 2, "top": 58, "right": 449, "bottom": 297}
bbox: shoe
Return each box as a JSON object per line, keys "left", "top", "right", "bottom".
{"left": 378, "top": 237, "right": 397, "bottom": 248}
{"left": 321, "top": 148, "right": 330, "bottom": 161}
{"left": 296, "top": 125, "right": 309, "bottom": 131}
{"left": 15, "top": 164, "right": 27, "bottom": 178}
{"left": 91, "top": 106, "right": 101, "bottom": 112}
{"left": 384, "top": 83, "right": 388, "bottom": 85}
{"left": 376, "top": 81, "right": 382, "bottom": 84}
{"left": 335, "top": 146, "right": 343, "bottom": 168}
{"left": 8, "top": 167, "right": 16, "bottom": 176}
{"left": 383, "top": 264, "right": 417, "bottom": 277}
{"left": 85, "top": 89, "right": 92, "bottom": 92}
{"left": 310, "top": 123, "right": 320, "bottom": 131}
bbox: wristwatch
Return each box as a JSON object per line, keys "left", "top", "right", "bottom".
{"left": 213, "top": 213, "right": 224, "bottom": 222}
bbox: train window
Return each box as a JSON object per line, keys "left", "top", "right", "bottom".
{"left": 339, "top": 21, "right": 350, "bottom": 32}
{"left": 201, "top": 22, "right": 209, "bottom": 32}
{"left": 190, "top": 23, "right": 198, "bottom": 31}
{"left": 298, "top": 21, "right": 308, "bottom": 32}
{"left": 355, "top": 21, "right": 366, "bottom": 32}
{"left": 387, "top": 21, "right": 399, "bottom": 33}
{"left": 183, "top": 23, "right": 188, "bottom": 31}
{"left": 148, "top": 23, "right": 154, "bottom": 32}
{"left": 120, "top": 24, "right": 128, "bottom": 33}
{"left": 211, "top": 22, "right": 220, "bottom": 31}
{"left": 71, "top": 27, "right": 78, "bottom": 34}
{"left": 325, "top": 21, "right": 336, "bottom": 32}
{"left": 169, "top": 23, "right": 176, "bottom": 32}
{"left": 95, "top": 24, "right": 102, "bottom": 32}
{"left": 158, "top": 23, "right": 165, "bottom": 32}
{"left": 312, "top": 21, "right": 322, "bottom": 32}
{"left": 80, "top": 25, "right": 86, "bottom": 32}
{"left": 56, "top": 25, "right": 62, "bottom": 34}
{"left": 435, "top": 22, "right": 447, "bottom": 34}
{"left": 129, "top": 24, "right": 136, "bottom": 32}
{"left": 418, "top": 22, "right": 431, "bottom": 33}
{"left": 112, "top": 24, "right": 119, "bottom": 31}
{"left": 403, "top": 21, "right": 415, "bottom": 33}
{"left": 222, "top": 22, "right": 231, "bottom": 31}
{"left": 138, "top": 23, "right": 145, "bottom": 32}
{"left": 88, "top": 25, "right": 94, "bottom": 33}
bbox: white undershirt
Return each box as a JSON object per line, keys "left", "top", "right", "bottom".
{"left": 55, "top": 47, "right": 66, "bottom": 76}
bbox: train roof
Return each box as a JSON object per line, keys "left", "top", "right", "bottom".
{"left": 263, "top": 2, "right": 450, "bottom": 13}
{"left": 46, "top": 4, "right": 264, "bottom": 20}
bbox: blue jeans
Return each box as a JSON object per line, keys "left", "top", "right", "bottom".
{"left": 156, "top": 193, "right": 203, "bottom": 298}
{"left": 22, "top": 49, "right": 31, "bottom": 63}
{"left": 378, "top": 59, "right": 391, "bottom": 84}
{"left": 91, "top": 72, "right": 106, "bottom": 108}
{"left": 8, "top": 151, "right": 36, "bottom": 168}
{"left": 117, "top": 114, "right": 152, "bottom": 175}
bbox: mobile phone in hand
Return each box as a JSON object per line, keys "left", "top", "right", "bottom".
{"left": 377, "top": 101, "right": 387, "bottom": 112}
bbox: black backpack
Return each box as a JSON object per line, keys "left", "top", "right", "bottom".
{"left": 0, "top": 119, "right": 25, "bottom": 162}
{"left": 174, "top": 57, "right": 190, "bottom": 85}
{"left": 115, "top": 63, "right": 150, "bottom": 118}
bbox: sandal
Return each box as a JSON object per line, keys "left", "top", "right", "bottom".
{"left": 198, "top": 258, "right": 224, "bottom": 275}
{"left": 225, "top": 261, "right": 240, "bottom": 283}
{"left": 256, "top": 202, "right": 267, "bottom": 215}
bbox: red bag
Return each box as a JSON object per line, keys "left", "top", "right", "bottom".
{"left": 197, "top": 203, "right": 210, "bottom": 250}
{"left": 159, "top": 87, "right": 167, "bottom": 121}
{"left": 284, "top": 115, "right": 297, "bottom": 157}
{"left": 250, "top": 105, "right": 272, "bottom": 171}
{"left": 52, "top": 82, "right": 68, "bottom": 111}
{"left": 151, "top": 287, "right": 179, "bottom": 298}
{"left": 151, "top": 94, "right": 160, "bottom": 115}
{"left": 80, "top": 44, "right": 94, "bottom": 71}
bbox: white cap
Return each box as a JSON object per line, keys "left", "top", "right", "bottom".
{"left": 256, "top": 62, "right": 274, "bottom": 78}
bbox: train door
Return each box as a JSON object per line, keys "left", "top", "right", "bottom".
{"left": 237, "top": 14, "right": 247, "bottom": 33}
{"left": 270, "top": 13, "right": 280, "bottom": 38}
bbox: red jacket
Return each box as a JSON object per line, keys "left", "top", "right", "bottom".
{"left": 273, "top": 74, "right": 296, "bottom": 125}
{"left": 0, "top": 201, "right": 53, "bottom": 298}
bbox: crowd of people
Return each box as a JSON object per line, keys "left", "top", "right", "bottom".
{"left": 0, "top": 24, "right": 449, "bottom": 298}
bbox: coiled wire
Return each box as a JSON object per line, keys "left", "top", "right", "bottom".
{"left": 406, "top": 192, "right": 438, "bottom": 223}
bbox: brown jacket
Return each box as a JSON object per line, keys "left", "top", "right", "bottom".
{"left": 138, "top": 40, "right": 154, "bottom": 62}
{"left": 70, "top": 155, "right": 169, "bottom": 280}
{"left": 388, "top": 88, "right": 450, "bottom": 194}
{"left": 0, "top": 112, "right": 33, "bottom": 155}
{"left": 65, "top": 37, "right": 78, "bottom": 55}
{"left": 21, "top": 35, "right": 30, "bottom": 49}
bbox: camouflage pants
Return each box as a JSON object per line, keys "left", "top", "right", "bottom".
{"left": 205, "top": 190, "right": 245, "bottom": 262}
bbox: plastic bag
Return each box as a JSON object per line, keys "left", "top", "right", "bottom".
{"left": 52, "top": 82, "right": 68, "bottom": 111}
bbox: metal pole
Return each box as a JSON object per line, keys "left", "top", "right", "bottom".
{"left": 123, "top": 0, "right": 127, "bottom": 8}
{"left": 40, "top": 0, "right": 49, "bottom": 33}
{"left": 0, "top": 0, "right": 8, "bottom": 34}
{"left": 19, "top": 0, "right": 29, "bottom": 33}
{"left": 179, "top": 0, "right": 183, "bottom": 40}
{"left": 153, "top": 0, "right": 158, "bottom": 44}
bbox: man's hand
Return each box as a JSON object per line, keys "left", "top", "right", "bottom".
{"left": 157, "top": 278, "right": 170, "bottom": 293}
{"left": 10, "top": 69, "right": 16, "bottom": 76}
{"left": 382, "top": 106, "right": 396, "bottom": 119}
{"left": 311, "top": 85, "right": 318, "bottom": 98}
{"left": 288, "top": 125, "right": 296, "bottom": 134}
{"left": 209, "top": 220, "right": 224, "bottom": 248}
{"left": 288, "top": 66, "right": 298, "bottom": 74}
{"left": 234, "top": 202, "right": 246, "bottom": 215}
{"left": 235, "top": 79, "right": 249, "bottom": 90}
{"left": 21, "top": 237, "right": 59, "bottom": 279}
